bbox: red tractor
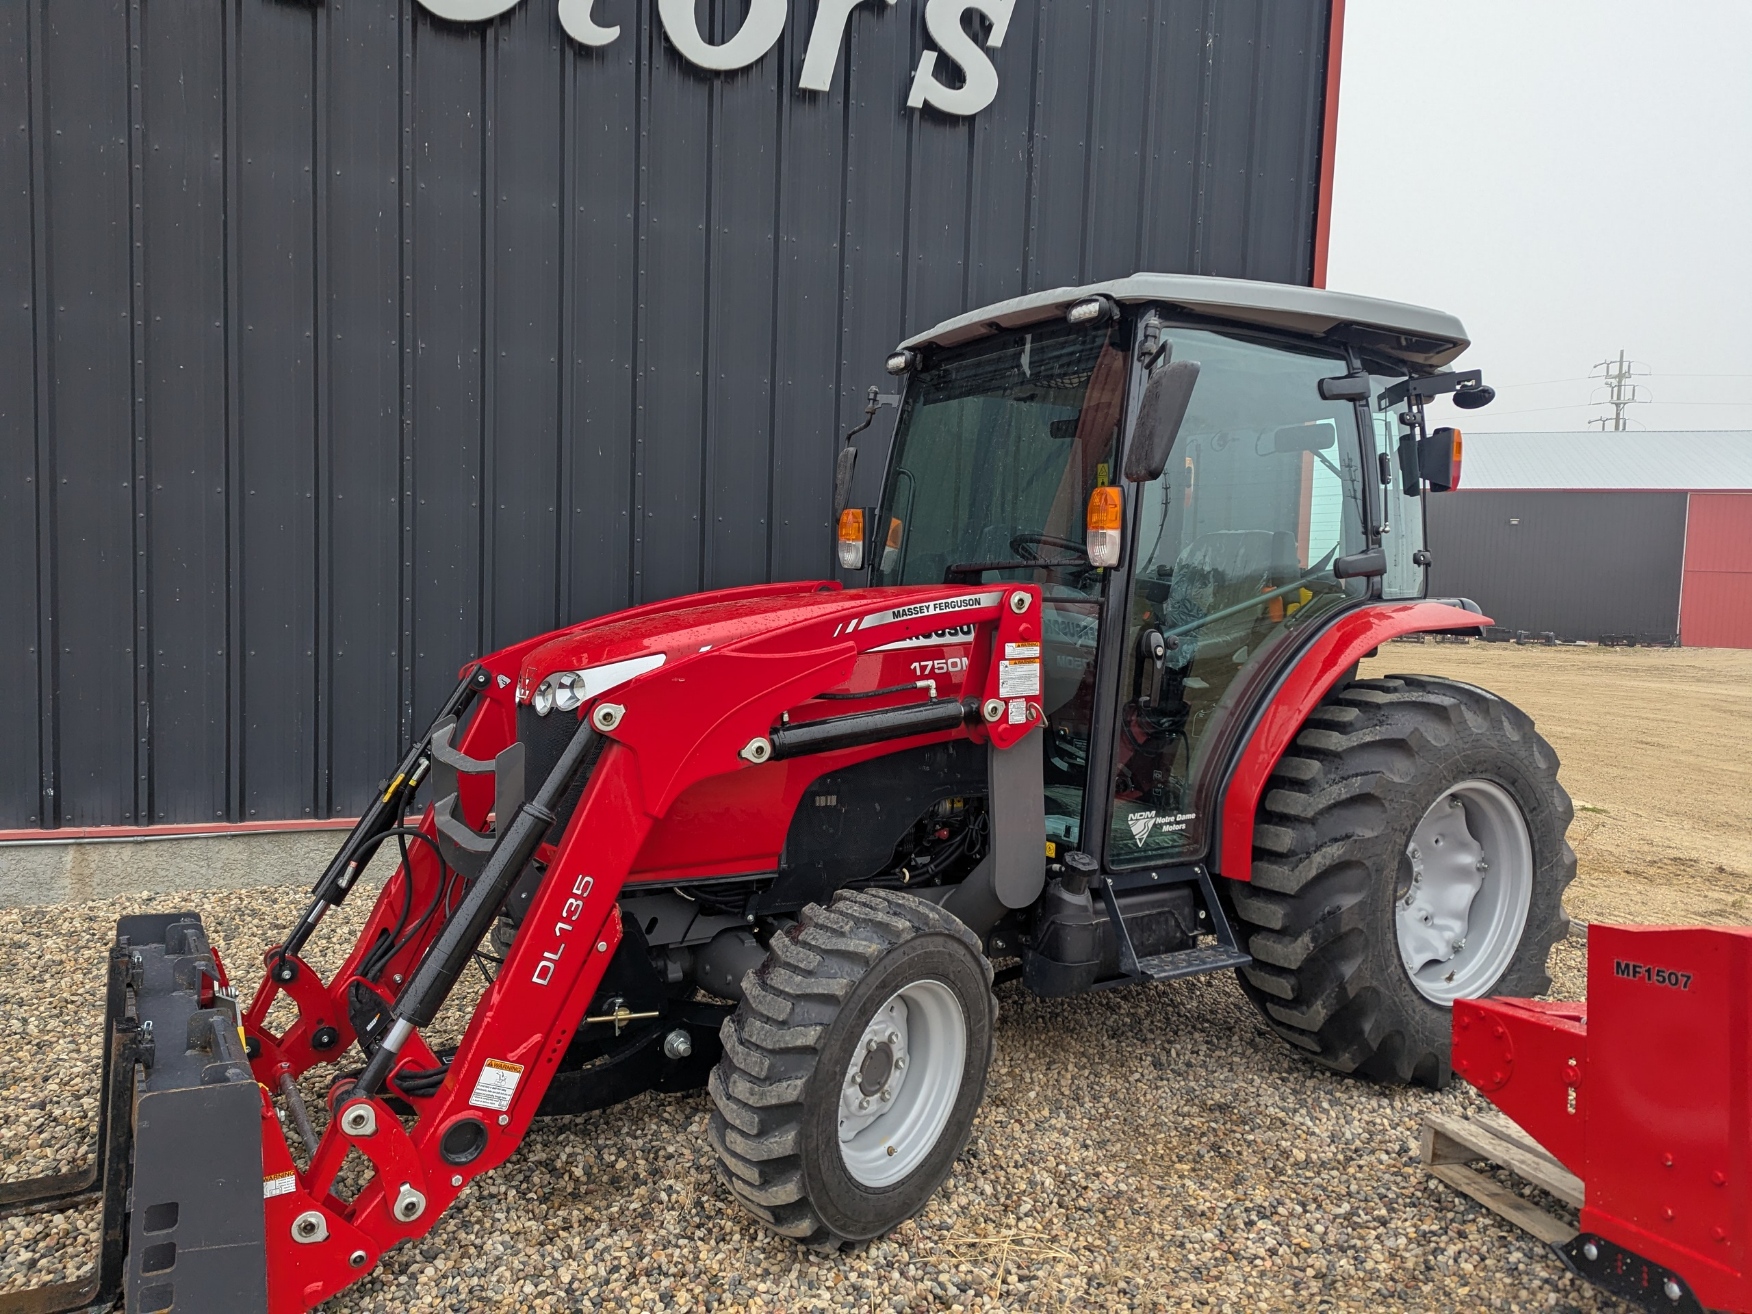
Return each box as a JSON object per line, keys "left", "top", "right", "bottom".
{"left": 4, "top": 275, "right": 1575, "bottom": 1313}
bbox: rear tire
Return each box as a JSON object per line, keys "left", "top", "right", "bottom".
{"left": 707, "top": 889, "right": 995, "bottom": 1247}
{"left": 1229, "top": 674, "right": 1574, "bottom": 1086}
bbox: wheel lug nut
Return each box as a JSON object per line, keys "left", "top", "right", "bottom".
{"left": 1476, "top": 860, "right": 1489, "bottom": 872}
{"left": 895, "top": 1058, "right": 905, "bottom": 1070}
{"left": 880, "top": 1089, "right": 892, "bottom": 1101}
{"left": 887, "top": 1032, "right": 900, "bottom": 1045}
{"left": 866, "top": 1039, "right": 876, "bottom": 1052}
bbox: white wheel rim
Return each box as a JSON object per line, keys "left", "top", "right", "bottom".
{"left": 1395, "top": 778, "right": 1535, "bottom": 1005}
{"left": 837, "top": 979, "right": 966, "bottom": 1188}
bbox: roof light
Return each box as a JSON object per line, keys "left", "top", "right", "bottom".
{"left": 837, "top": 508, "right": 866, "bottom": 570}
{"left": 885, "top": 349, "right": 916, "bottom": 375}
{"left": 1066, "top": 295, "right": 1117, "bottom": 326}
{"left": 1085, "top": 486, "right": 1123, "bottom": 567}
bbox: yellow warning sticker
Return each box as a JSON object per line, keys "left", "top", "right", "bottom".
{"left": 469, "top": 1058, "right": 524, "bottom": 1112}
{"left": 263, "top": 1170, "right": 297, "bottom": 1199}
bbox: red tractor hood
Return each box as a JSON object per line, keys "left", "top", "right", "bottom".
{"left": 500, "top": 579, "right": 1009, "bottom": 709}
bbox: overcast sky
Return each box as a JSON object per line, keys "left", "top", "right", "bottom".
{"left": 1326, "top": 0, "right": 1752, "bottom": 434}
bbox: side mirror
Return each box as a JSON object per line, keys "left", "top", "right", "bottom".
{"left": 832, "top": 444, "right": 858, "bottom": 515}
{"left": 1124, "top": 360, "right": 1200, "bottom": 483}
{"left": 1316, "top": 373, "right": 1370, "bottom": 402}
{"left": 1420, "top": 427, "right": 1463, "bottom": 492}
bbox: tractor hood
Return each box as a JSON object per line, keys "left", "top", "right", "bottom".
{"left": 506, "top": 580, "right": 995, "bottom": 714}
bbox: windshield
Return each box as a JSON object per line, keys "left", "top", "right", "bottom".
{"left": 872, "top": 320, "right": 1126, "bottom": 595}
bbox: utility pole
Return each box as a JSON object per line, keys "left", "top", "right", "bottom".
{"left": 1589, "top": 350, "right": 1650, "bottom": 431}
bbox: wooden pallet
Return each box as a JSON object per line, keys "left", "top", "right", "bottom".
{"left": 1420, "top": 1111, "right": 1585, "bottom": 1246}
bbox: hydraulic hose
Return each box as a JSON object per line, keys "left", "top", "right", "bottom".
{"left": 353, "top": 713, "right": 599, "bottom": 1098}
{"left": 276, "top": 667, "right": 485, "bottom": 967}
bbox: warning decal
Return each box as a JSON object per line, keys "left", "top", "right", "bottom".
{"left": 469, "top": 1058, "right": 525, "bottom": 1112}
{"left": 997, "top": 657, "right": 1041, "bottom": 698}
{"left": 263, "top": 1170, "right": 297, "bottom": 1199}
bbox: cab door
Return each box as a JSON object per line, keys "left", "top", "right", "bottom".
{"left": 1103, "top": 324, "right": 1372, "bottom": 867}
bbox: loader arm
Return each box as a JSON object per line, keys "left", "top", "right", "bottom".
{"left": 0, "top": 582, "right": 1046, "bottom": 1314}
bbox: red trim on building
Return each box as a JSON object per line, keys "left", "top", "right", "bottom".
{"left": 1680, "top": 492, "right": 1752, "bottom": 649}
{"left": 0, "top": 817, "right": 358, "bottom": 845}
{"left": 1311, "top": 0, "right": 1346, "bottom": 289}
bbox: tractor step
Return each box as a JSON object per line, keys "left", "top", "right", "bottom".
{"left": 1131, "top": 944, "right": 1252, "bottom": 981}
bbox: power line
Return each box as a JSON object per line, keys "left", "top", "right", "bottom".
{"left": 1589, "top": 350, "right": 1651, "bottom": 431}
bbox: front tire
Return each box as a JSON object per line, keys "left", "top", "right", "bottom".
{"left": 707, "top": 889, "right": 996, "bottom": 1247}
{"left": 1230, "top": 675, "right": 1574, "bottom": 1086}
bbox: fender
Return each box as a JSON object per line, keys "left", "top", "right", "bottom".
{"left": 1214, "top": 601, "right": 1492, "bottom": 883}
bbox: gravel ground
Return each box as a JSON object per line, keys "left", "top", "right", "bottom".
{"left": 0, "top": 882, "right": 1619, "bottom": 1313}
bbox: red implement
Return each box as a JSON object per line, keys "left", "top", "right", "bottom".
{"left": 1455, "top": 925, "right": 1752, "bottom": 1313}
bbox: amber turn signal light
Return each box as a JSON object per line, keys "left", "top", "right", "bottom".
{"left": 1422, "top": 427, "right": 1463, "bottom": 492}
{"left": 1085, "top": 486, "right": 1122, "bottom": 567}
{"left": 836, "top": 508, "right": 866, "bottom": 570}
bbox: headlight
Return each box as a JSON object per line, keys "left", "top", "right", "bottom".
{"left": 527, "top": 652, "right": 670, "bottom": 716}
{"left": 553, "top": 670, "right": 584, "bottom": 712}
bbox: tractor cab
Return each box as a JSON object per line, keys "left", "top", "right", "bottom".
{"left": 855, "top": 274, "right": 1484, "bottom": 877}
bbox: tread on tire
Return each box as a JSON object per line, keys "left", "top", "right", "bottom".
{"left": 707, "top": 887, "right": 996, "bottom": 1248}
{"left": 1229, "top": 674, "right": 1575, "bottom": 1086}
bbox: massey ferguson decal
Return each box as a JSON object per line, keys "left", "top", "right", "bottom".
{"left": 853, "top": 591, "right": 1004, "bottom": 632}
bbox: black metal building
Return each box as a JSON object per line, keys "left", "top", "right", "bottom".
{"left": 1426, "top": 491, "right": 1689, "bottom": 643}
{"left": 2, "top": 0, "right": 1339, "bottom": 830}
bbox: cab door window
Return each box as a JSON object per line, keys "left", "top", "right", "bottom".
{"left": 1108, "top": 328, "right": 1369, "bottom": 866}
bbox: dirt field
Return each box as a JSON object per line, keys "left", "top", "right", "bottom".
{"left": 1361, "top": 640, "right": 1752, "bottom": 927}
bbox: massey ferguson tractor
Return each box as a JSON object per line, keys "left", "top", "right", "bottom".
{"left": 5, "top": 275, "right": 1587, "bottom": 1313}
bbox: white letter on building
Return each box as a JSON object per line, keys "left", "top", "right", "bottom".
{"left": 559, "top": 0, "right": 620, "bottom": 46}
{"left": 416, "top": 0, "right": 525, "bottom": 19}
{"left": 658, "top": 0, "right": 789, "bottom": 71}
{"left": 906, "top": 0, "right": 1016, "bottom": 117}
{"left": 798, "top": 0, "right": 895, "bottom": 93}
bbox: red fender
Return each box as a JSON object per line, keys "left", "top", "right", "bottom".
{"left": 1216, "top": 601, "right": 1490, "bottom": 883}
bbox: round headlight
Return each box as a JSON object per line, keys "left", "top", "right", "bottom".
{"left": 553, "top": 670, "right": 583, "bottom": 712}
{"left": 532, "top": 677, "right": 556, "bottom": 717}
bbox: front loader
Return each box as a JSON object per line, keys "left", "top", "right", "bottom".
{"left": 3, "top": 275, "right": 1584, "bottom": 1312}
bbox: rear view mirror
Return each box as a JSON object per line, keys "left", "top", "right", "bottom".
{"left": 832, "top": 444, "right": 858, "bottom": 515}
{"left": 1317, "top": 373, "right": 1370, "bottom": 401}
{"left": 1270, "top": 422, "right": 1337, "bottom": 455}
{"left": 1124, "top": 360, "right": 1200, "bottom": 482}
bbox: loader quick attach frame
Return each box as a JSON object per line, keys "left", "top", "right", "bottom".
{"left": 0, "top": 582, "right": 1047, "bottom": 1314}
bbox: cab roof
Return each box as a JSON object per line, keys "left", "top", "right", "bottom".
{"left": 900, "top": 273, "right": 1471, "bottom": 370}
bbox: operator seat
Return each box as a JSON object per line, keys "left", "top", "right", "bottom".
{"left": 1162, "top": 529, "right": 1302, "bottom": 665}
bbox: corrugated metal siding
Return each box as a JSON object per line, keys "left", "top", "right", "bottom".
{"left": 1426, "top": 491, "right": 1687, "bottom": 642}
{"left": 1681, "top": 493, "right": 1752, "bottom": 649}
{"left": 2, "top": 0, "right": 1335, "bottom": 828}
{"left": 1457, "top": 430, "right": 1752, "bottom": 492}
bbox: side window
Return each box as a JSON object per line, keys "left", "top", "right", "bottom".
{"left": 1108, "top": 328, "right": 1369, "bottom": 866}
{"left": 1370, "top": 378, "right": 1427, "bottom": 600}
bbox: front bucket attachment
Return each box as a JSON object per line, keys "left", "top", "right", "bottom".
{"left": 0, "top": 914, "right": 269, "bottom": 1314}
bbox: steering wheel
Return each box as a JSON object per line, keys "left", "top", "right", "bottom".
{"left": 1010, "top": 532, "right": 1086, "bottom": 562}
